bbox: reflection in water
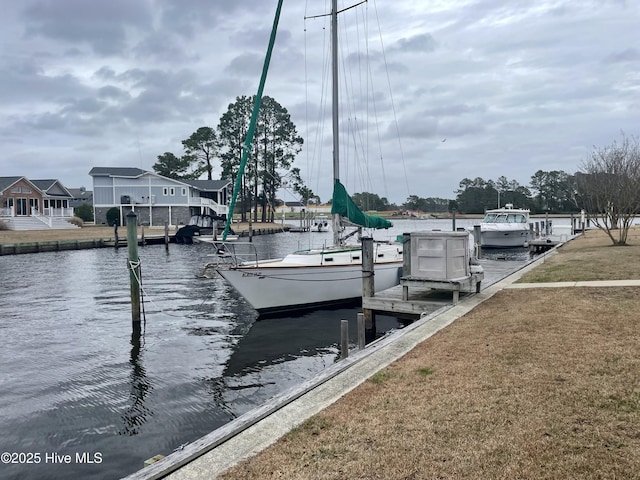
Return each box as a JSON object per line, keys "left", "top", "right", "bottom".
{"left": 119, "top": 327, "right": 153, "bottom": 436}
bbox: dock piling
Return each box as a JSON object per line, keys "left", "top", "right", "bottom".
{"left": 126, "top": 211, "right": 141, "bottom": 326}
{"left": 357, "top": 313, "right": 365, "bottom": 350}
{"left": 473, "top": 225, "right": 482, "bottom": 259}
{"left": 361, "top": 237, "right": 376, "bottom": 340}
{"left": 340, "top": 319, "right": 349, "bottom": 359}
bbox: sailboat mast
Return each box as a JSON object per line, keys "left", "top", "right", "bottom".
{"left": 331, "top": 0, "right": 342, "bottom": 246}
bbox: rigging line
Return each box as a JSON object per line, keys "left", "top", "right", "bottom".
{"left": 372, "top": 0, "right": 410, "bottom": 199}
{"left": 304, "top": 0, "right": 310, "bottom": 196}
{"left": 304, "top": 0, "right": 368, "bottom": 20}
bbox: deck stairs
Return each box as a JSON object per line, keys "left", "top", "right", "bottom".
{"left": 1, "top": 216, "right": 80, "bottom": 231}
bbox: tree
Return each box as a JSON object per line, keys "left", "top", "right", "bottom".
{"left": 576, "top": 133, "right": 640, "bottom": 245}
{"left": 351, "top": 192, "right": 389, "bottom": 211}
{"left": 152, "top": 152, "right": 191, "bottom": 179}
{"left": 217, "top": 95, "right": 304, "bottom": 222}
{"left": 529, "top": 170, "right": 577, "bottom": 213}
{"left": 182, "top": 126, "right": 218, "bottom": 180}
{"left": 255, "top": 96, "right": 304, "bottom": 222}
{"left": 218, "top": 96, "right": 253, "bottom": 221}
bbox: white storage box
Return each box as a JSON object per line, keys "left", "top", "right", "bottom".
{"left": 410, "top": 231, "right": 470, "bottom": 280}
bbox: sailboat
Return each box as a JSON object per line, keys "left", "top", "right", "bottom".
{"left": 209, "top": 0, "right": 404, "bottom": 315}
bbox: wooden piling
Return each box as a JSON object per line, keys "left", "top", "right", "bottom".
{"left": 340, "top": 319, "right": 349, "bottom": 359}
{"left": 357, "top": 313, "right": 365, "bottom": 350}
{"left": 114, "top": 223, "right": 119, "bottom": 248}
{"left": 402, "top": 233, "right": 411, "bottom": 278}
{"left": 164, "top": 222, "right": 169, "bottom": 251}
{"left": 126, "top": 211, "right": 141, "bottom": 326}
{"left": 473, "top": 225, "right": 482, "bottom": 259}
{"left": 361, "top": 237, "right": 376, "bottom": 340}
{"left": 451, "top": 209, "right": 456, "bottom": 231}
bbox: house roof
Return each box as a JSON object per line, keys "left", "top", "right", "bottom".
{"left": 89, "top": 167, "right": 148, "bottom": 178}
{"left": 68, "top": 188, "right": 93, "bottom": 199}
{"left": 31, "top": 179, "right": 72, "bottom": 197}
{"left": 0, "top": 176, "right": 57, "bottom": 195}
{"left": 0, "top": 176, "right": 24, "bottom": 192}
{"left": 181, "top": 179, "right": 231, "bottom": 191}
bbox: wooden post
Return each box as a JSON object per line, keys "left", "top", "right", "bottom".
{"left": 114, "top": 223, "right": 119, "bottom": 249}
{"left": 141, "top": 225, "right": 145, "bottom": 246}
{"left": 473, "top": 225, "right": 482, "bottom": 259}
{"left": 451, "top": 209, "right": 456, "bottom": 231}
{"left": 164, "top": 222, "right": 169, "bottom": 251}
{"left": 529, "top": 223, "right": 534, "bottom": 242}
{"left": 340, "top": 319, "right": 349, "bottom": 359}
{"left": 535, "top": 222, "right": 540, "bottom": 238}
{"left": 126, "top": 211, "right": 141, "bottom": 326}
{"left": 402, "top": 233, "right": 411, "bottom": 278}
{"left": 357, "top": 313, "right": 365, "bottom": 350}
{"left": 570, "top": 213, "right": 575, "bottom": 235}
{"left": 545, "top": 211, "right": 549, "bottom": 235}
{"left": 361, "top": 236, "right": 376, "bottom": 341}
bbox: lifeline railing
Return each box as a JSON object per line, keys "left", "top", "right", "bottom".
{"left": 199, "top": 241, "right": 262, "bottom": 277}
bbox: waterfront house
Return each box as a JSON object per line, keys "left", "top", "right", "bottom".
{"left": 89, "top": 167, "right": 231, "bottom": 227}
{"left": 0, "top": 176, "right": 75, "bottom": 230}
{"left": 68, "top": 187, "right": 93, "bottom": 208}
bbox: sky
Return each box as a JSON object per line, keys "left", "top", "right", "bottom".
{"left": 1, "top": 0, "right": 639, "bottom": 205}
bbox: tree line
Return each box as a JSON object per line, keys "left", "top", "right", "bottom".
{"left": 152, "top": 102, "right": 639, "bottom": 246}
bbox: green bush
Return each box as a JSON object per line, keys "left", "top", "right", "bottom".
{"left": 106, "top": 207, "right": 120, "bottom": 226}
{"left": 74, "top": 203, "right": 94, "bottom": 222}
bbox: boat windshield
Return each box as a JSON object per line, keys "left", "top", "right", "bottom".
{"left": 483, "top": 212, "right": 528, "bottom": 223}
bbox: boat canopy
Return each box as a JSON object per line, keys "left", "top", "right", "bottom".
{"left": 330, "top": 179, "right": 393, "bottom": 229}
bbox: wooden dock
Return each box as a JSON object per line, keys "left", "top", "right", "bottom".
{"left": 363, "top": 256, "right": 535, "bottom": 320}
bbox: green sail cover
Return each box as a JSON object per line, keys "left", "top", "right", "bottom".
{"left": 330, "top": 180, "right": 393, "bottom": 229}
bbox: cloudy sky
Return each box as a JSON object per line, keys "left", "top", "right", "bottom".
{"left": 2, "top": 0, "right": 639, "bottom": 204}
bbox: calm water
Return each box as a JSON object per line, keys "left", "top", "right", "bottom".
{"left": 0, "top": 219, "right": 534, "bottom": 480}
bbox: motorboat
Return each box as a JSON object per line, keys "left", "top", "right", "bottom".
{"left": 476, "top": 204, "right": 531, "bottom": 248}
{"left": 311, "top": 215, "right": 330, "bottom": 232}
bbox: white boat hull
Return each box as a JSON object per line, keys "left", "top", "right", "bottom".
{"left": 215, "top": 243, "right": 403, "bottom": 314}
{"left": 480, "top": 228, "right": 530, "bottom": 248}
{"left": 218, "top": 262, "right": 402, "bottom": 314}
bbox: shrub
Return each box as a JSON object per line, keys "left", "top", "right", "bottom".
{"left": 106, "top": 207, "right": 120, "bottom": 226}
{"left": 68, "top": 216, "right": 84, "bottom": 227}
{"left": 74, "top": 203, "right": 94, "bottom": 222}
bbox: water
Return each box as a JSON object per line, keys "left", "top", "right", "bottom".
{"left": 0, "top": 218, "right": 532, "bottom": 479}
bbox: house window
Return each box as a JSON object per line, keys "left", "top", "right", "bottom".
{"left": 170, "top": 187, "right": 175, "bottom": 196}
{"left": 163, "top": 187, "right": 168, "bottom": 196}
{"left": 181, "top": 187, "right": 187, "bottom": 196}
{"left": 22, "top": 187, "right": 31, "bottom": 194}
{"left": 11, "top": 187, "right": 20, "bottom": 193}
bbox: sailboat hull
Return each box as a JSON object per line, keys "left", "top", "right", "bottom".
{"left": 218, "top": 260, "right": 402, "bottom": 315}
